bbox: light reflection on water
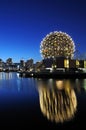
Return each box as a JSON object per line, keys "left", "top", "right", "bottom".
{"left": 0, "top": 72, "right": 86, "bottom": 127}
{"left": 36, "top": 78, "right": 86, "bottom": 125}
{"left": 0, "top": 72, "right": 37, "bottom": 100}
{"left": 36, "top": 79, "right": 77, "bottom": 123}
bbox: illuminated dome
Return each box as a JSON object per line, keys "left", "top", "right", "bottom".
{"left": 40, "top": 31, "right": 75, "bottom": 59}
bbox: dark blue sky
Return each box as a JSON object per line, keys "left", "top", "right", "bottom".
{"left": 0, "top": 0, "right": 86, "bottom": 63}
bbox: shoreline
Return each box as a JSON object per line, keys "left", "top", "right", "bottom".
{"left": 19, "top": 71, "right": 86, "bottom": 79}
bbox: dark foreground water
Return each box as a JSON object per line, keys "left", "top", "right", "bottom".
{"left": 0, "top": 72, "right": 86, "bottom": 129}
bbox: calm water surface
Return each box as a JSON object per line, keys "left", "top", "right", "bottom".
{"left": 0, "top": 72, "right": 86, "bottom": 129}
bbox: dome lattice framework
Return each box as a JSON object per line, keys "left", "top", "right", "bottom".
{"left": 40, "top": 31, "right": 75, "bottom": 59}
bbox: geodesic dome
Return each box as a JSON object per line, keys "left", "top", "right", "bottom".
{"left": 40, "top": 31, "right": 75, "bottom": 59}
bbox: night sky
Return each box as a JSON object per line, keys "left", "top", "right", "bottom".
{"left": 0, "top": 0, "right": 86, "bottom": 63}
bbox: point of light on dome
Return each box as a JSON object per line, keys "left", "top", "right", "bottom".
{"left": 40, "top": 31, "right": 75, "bottom": 59}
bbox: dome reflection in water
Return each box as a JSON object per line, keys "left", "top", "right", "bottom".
{"left": 37, "top": 79, "right": 77, "bottom": 123}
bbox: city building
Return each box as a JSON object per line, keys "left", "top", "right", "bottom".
{"left": 39, "top": 31, "right": 86, "bottom": 72}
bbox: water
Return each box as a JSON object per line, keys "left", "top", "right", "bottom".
{"left": 0, "top": 72, "right": 86, "bottom": 129}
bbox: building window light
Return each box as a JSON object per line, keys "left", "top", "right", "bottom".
{"left": 64, "top": 59, "right": 69, "bottom": 68}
